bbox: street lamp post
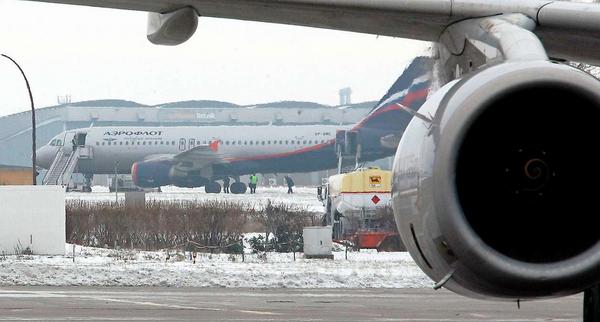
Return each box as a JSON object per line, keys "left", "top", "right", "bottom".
{"left": 114, "top": 161, "right": 119, "bottom": 203}
{"left": 1, "top": 54, "right": 36, "bottom": 185}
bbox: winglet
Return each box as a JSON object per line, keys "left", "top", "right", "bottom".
{"left": 209, "top": 139, "right": 221, "bottom": 152}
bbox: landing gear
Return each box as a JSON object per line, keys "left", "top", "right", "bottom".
{"left": 584, "top": 284, "right": 600, "bottom": 322}
{"left": 230, "top": 182, "right": 247, "bottom": 194}
{"left": 204, "top": 182, "right": 222, "bottom": 194}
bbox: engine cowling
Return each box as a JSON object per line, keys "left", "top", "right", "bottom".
{"left": 131, "top": 160, "right": 210, "bottom": 188}
{"left": 392, "top": 60, "right": 600, "bottom": 299}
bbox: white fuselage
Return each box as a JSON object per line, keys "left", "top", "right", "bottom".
{"left": 37, "top": 124, "right": 345, "bottom": 174}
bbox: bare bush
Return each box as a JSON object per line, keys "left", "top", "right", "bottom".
{"left": 249, "top": 200, "right": 320, "bottom": 252}
{"left": 66, "top": 200, "right": 249, "bottom": 252}
{"left": 66, "top": 199, "right": 320, "bottom": 254}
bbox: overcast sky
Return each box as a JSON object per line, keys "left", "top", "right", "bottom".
{"left": 0, "top": 0, "right": 427, "bottom": 117}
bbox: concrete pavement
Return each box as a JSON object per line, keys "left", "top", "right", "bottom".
{"left": 0, "top": 287, "right": 581, "bottom": 321}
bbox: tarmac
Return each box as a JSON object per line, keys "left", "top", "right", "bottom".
{"left": 0, "top": 287, "right": 581, "bottom": 321}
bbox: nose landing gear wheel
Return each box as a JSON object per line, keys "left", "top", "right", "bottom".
{"left": 230, "top": 182, "right": 247, "bottom": 194}
{"left": 204, "top": 182, "right": 222, "bottom": 194}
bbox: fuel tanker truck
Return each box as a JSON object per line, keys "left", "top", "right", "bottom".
{"left": 318, "top": 166, "right": 404, "bottom": 251}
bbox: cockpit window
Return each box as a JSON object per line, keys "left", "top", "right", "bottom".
{"left": 50, "top": 139, "right": 57, "bottom": 146}
{"left": 56, "top": 139, "right": 63, "bottom": 146}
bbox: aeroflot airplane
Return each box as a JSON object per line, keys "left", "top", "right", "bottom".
{"left": 36, "top": 57, "right": 432, "bottom": 194}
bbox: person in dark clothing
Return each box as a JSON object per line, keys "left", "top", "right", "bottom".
{"left": 223, "top": 177, "right": 230, "bottom": 193}
{"left": 284, "top": 175, "right": 294, "bottom": 194}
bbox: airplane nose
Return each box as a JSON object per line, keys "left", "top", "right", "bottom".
{"left": 35, "top": 146, "right": 54, "bottom": 169}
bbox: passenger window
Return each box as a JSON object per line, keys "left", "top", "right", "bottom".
{"left": 102, "top": 142, "right": 105, "bottom": 146}
{"left": 125, "top": 141, "right": 129, "bottom": 145}
{"left": 137, "top": 142, "right": 141, "bottom": 145}
{"left": 226, "top": 141, "right": 230, "bottom": 145}
{"left": 261, "top": 141, "right": 265, "bottom": 145}
{"left": 95, "top": 142, "right": 99, "bottom": 146}
{"left": 238, "top": 140, "right": 242, "bottom": 145}
{"left": 120, "top": 142, "right": 123, "bottom": 145}
{"left": 189, "top": 138, "right": 195, "bottom": 148}
{"left": 267, "top": 140, "right": 271, "bottom": 144}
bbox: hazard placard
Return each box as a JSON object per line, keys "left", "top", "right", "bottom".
{"left": 371, "top": 195, "right": 381, "bottom": 204}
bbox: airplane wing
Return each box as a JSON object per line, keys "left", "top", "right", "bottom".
{"left": 173, "top": 144, "right": 227, "bottom": 168}
{"left": 142, "top": 144, "right": 227, "bottom": 172}
{"left": 25, "top": 0, "right": 600, "bottom": 63}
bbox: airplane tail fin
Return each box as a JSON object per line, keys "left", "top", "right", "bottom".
{"left": 352, "top": 56, "right": 433, "bottom": 132}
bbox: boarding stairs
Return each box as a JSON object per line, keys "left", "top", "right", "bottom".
{"left": 335, "top": 130, "right": 361, "bottom": 174}
{"left": 337, "top": 143, "right": 362, "bottom": 174}
{"left": 338, "top": 155, "right": 358, "bottom": 174}
{"left": 43, "top": 148, "right": 81, "bottom": 186}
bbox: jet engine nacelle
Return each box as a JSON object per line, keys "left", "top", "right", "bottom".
{"left": 147, "top": 7, "right": 198, "bottom": 46}
{"left": 393, "top": 60, "right": 600, "bottom": 300}
{"left": 131, "top": 160, "right": 209, "bottom": 188}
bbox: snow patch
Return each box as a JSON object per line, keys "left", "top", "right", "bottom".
{"left": 0, "top": 244, "right": 432, "bottom": 288}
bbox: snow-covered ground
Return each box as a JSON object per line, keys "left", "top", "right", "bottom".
{"left": 12, "top": 187, "right": 433, "bottom": 288}
{"left": 0, "top": 244, "right": 431, "bottom": 288}
{"left": 67, "top": 186, "right": 324, "bottom": 212}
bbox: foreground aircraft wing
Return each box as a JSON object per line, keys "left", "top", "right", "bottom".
{"left": 25, "top": 0, "right": 600, "bottom": 64}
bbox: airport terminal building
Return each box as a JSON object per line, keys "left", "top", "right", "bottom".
{"left": 0, "top": 99, "right": 390, "bottom": 186}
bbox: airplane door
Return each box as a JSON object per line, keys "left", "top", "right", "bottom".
{"left": 179, "top": 138, "right": 187, "bottom": 151}
{"left": 76, "top": 132, "right": 87, "bottom": 146}
{"left": 62, "top": 132, "right": 76, "bottom": 153}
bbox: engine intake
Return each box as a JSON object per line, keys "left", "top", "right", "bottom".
{"left": 456, "top": 82, "right": 600, "bottom": 263}
{"left": 393, "top": 60, "right": 600, "bottom": 299}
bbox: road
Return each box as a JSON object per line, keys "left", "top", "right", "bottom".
{"left": 0, "top": 287, "right": 580, "bottom": 321}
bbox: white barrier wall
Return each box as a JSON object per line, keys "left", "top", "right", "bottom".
{"left": 0, "top": 186, "right": 65, "bottom": 255}
{"left": 303, "top": 226, "right": 333, "bottom": 256}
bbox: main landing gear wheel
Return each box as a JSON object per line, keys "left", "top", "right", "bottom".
{"left": 230, "top": 182, "right": 247, "bottom": 194}
{"left": 204, "top": 182, "right": 222, "bottom": 194}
